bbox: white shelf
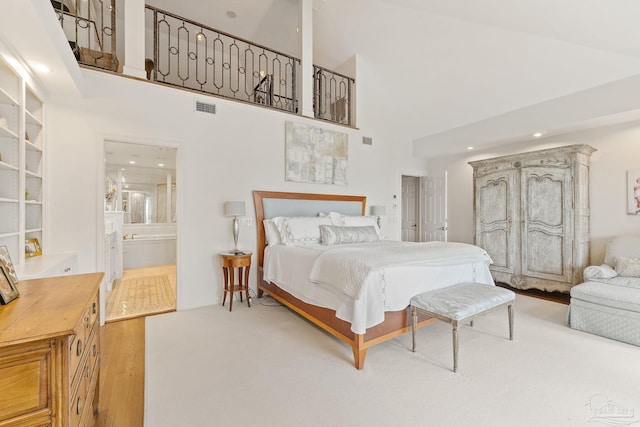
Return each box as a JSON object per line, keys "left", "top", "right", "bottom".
{"left": 0, "top": 197, "right": 19, "bottom": 203}
{"left": 25, "top": 227, "right": 43, "bottom": 234}
{"left": 25, "top": 110, "right": 42, "bottom": 127}
{"left": 25, "top": 170, "right": 42, "bottom": 179}
{"left": 0, "top": 161, "right": 18, "bottom": 171}
{"left": 25, "top": 140, "right": 42, "bottom": 152}
{"left": 25, "top": 200, "right": 42, "bottom": 205}
{"left": 0, "top": 231, "right": 19, "bottom": 238}
{"left": 0, "top": 87, "right": 18, "bottom": 106}
{"left": 0, "top": 124, "right": 18, "bottom": 139}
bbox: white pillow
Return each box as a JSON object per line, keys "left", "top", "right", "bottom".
{"left": 615, "top": 257, "right": 640, "bottom": 277}
{"left": 339, "top": 215, "right": 382, "bottom": 238}
{"left": 320, "top": 225, "right": 380, "bottom": 245}
{"left": 583, "top": 264, "right": 617, "bottom": 280}
{"left": 263, "top": 219, "right": 282, "bottom": 245}
{"left": 279, "top": 216, "right": 333, "bottom": 246}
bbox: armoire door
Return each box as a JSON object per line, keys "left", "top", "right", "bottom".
{"left": 475, "top": 169, "right": 519, "bottom": 277}
{"left": 520, "top": 167, "right": 573, "bottom": 283}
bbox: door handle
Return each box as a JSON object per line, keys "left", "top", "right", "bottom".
{"left": 438, "top": 226, "right": 448, "bottom": 231}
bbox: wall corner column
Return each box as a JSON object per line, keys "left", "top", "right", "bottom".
{"left": 122, "top": 0, "right": 147, "bottom": 79}
{"left": 300, "top": 0, "right": 314, "bottom": 118}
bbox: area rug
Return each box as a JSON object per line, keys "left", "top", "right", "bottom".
{"left": 145, "top": 295, "right": 640, "bottom": 426}
{"left": 106, "top": 274, "right": 176, "bottom": 322}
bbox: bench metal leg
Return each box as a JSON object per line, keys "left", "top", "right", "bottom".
{"left": 452, "top": 321, "right": 459, "bottom": 372}
{"left": 508, "top": 304, "right": 514, "bottom": 340}
{"left": 411, "top": 306, "right": 417, "bottom": 352}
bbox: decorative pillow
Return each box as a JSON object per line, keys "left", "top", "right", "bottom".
{"left": 320, "top": 225, "right": 380, "bottom": 245}
{"left": 263, "top": 219, "right": 282, "bottom": 245}
{"left": 615, "top": 257, "right": 640, "bottom": 277}
{"left": 337, "top": 215, "right": 382, "bottom": 237}
{"left": 583, "top": 264, "right": 617, "bottom": 281}
{"left": 279, "top": 216, "right": 333, "bottom": 246}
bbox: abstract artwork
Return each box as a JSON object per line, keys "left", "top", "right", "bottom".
{"left": 285, "top": 121, "right": 348, "bottom": 185}
{"left": 628, "top": 169, "right": 640, "bottom": 215}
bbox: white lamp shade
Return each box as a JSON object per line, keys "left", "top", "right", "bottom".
{"left": 224, "top": 201, "right": 246, "bottom": 217}
{"left": 370, "top": 205, "right": 387, "bottom": 216}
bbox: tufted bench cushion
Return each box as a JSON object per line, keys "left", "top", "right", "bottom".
{"left": 410, "top": 283, "right": 515, "bottom": 372}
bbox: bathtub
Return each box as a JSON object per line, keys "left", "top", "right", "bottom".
{"left": 123, "top": 233, "right": 176, "bottom": 269}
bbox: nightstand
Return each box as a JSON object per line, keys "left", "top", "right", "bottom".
{"left": 220, "top": 252, "right": 252, "bottom": 311}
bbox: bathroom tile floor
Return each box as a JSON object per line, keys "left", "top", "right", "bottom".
{"left": 106, "top": 264, "right": 177, "bottom": 323}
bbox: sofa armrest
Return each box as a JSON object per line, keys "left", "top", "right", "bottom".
{"left": 584, "top": 264, "right": 618, "bottom": 281}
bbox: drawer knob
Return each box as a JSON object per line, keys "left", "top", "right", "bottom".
{"left": 92, "top": 302, "right": 97, "bottom": 314}
{"left": 93, "top": 344, "right": 97, "bottom": 356}
{"left": 77, "top": 339, "right": 83, "bottom": 356}
{"left": 77, "top": 396, "right": 83, "bottom": 415}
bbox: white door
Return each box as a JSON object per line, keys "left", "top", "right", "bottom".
{"left": 421, "top": 173, "right": 448, "bottom": 242}
{"left": 401, "top": 176, "right": 419, "bottom": 241}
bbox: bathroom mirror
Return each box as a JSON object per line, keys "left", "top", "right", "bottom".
{"left": 105, "top": 141, "right": 177, "bottom": 224}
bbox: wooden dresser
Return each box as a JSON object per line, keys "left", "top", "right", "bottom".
{"left": 0, "top": 273, "right": 103, "bottom": 427}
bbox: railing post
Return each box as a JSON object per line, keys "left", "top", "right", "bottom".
{"left": 122, "top": 0, "right": 147, "bottom": 79}
{"left": 300, "top": 0, "right": 314, "bottom": 117}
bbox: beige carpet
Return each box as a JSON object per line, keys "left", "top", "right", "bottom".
{"left": 145, "top": 295, "right": 640, "bottom": 426}
{"left": 106, "top": 274, "right": 176, "bottom": 322}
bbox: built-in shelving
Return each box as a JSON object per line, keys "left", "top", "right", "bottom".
{"left": 0, "top": 56, "right": 45, "bottom": 266}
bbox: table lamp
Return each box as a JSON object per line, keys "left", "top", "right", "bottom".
{"left": 224, "top": 201, "right": 246, "bottom": 254}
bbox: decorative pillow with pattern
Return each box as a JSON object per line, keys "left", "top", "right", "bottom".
{"left": 583, "top": 264, "right": 618, "bottom": 280}
{"left": 279, "top": 216, "right": 333, "bottom": 246}
{"left": 615, "top": 257, "right": 640, "bottom": 277}
{"left": 335, "top": 215, "right": 382, "bottom": 238}
{"left": 319, "top": 225, "right": 380, "bottom": 245}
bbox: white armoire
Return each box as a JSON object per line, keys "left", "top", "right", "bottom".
{"left": 469, "top": 145, "right": 596, "bottom": 293}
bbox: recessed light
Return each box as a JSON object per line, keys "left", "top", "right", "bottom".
{"left": 533, "top": 132, "right": 543, "bottom": 138}
{"left": 467, "top": 146, "right": 474, "bottom": 150}
{"left": 226, "top": 10, "right": 237, "bottom": 18}
{"left": 129, "top": 160, "right": 136, "bottom": 164}
{"left": 158, "top": 163, "right": 164, "bottom": 167}
{"left": 32, "top": 63, "right": 51, "bottom": 73}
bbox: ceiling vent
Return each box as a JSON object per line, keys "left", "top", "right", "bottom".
{"left": 195, "top": 100, "right": 216, "bottom": 114}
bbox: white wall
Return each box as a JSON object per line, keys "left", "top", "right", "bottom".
{"left": 426, "top": 120, "right": 640, "bottom": 265}
{"left": 45, "top": 67, "right": 426, "bottom": 310}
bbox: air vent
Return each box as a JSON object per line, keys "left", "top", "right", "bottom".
{"left": 362, "top": 136, "right": 373, "bottom": 145}
{"left": 195, "top": 100, "right": 216, "bottom": 114}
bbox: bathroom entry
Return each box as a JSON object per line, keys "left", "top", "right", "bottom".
{"left": 104, "top": 141, "right": 178, "bottom": 322}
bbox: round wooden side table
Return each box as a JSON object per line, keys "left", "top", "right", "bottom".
{"left": 220, "top": 252, "right": 252, "bottom": 311}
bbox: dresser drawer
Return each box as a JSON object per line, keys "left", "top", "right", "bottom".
{"left": 0, "top": 342, "right": 53, "bottom": 424}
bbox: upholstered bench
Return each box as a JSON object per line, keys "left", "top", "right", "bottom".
{"left": 411, "top": 283, "right": 515, "bottom": 372}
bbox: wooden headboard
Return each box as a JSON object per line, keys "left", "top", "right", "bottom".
{"left": 252, "top": 191, "right": 367, "bottom": 267}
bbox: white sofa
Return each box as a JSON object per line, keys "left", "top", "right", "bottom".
{"left": 569, "top": 236, "right": 640, "bottom": 346}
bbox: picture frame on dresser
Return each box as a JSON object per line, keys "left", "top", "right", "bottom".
{"left": 25, "top": 238, "right": 42, "bottom": 257}
{"left": 0, "top": 265, "right": 19, "bottom": 304}
{"left": 0, "top": 245, "right": 18, "bottom": 284}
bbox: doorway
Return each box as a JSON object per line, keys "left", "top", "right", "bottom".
{"left": 401, "top": 173, "right": 448, "bottom": 243}
{"left": 104, "top": 141, "right": 178, "bottom": 322}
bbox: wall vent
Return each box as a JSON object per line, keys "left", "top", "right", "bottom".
{"left": 362, "top": 136, "right": 373, "bottom": 145}
{"left": 195, "top": 100, "right": 216, "bottom": 114}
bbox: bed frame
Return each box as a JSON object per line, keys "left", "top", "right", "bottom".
{"left": 253, "top": 190, "right": 436, "bottom": 369}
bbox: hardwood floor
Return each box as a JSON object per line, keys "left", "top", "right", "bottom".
{"left": 96, "top": 317, "right": 145, "bottom": 427}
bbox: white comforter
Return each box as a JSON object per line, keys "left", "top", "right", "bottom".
{"left": 309, "top": 241, "right": 492, "bottom": 299}
{"left": 263, "top": 241, "right": 494, "bottom": 334}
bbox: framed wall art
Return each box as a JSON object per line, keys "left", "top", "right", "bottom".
{"left": 627, "top": 169, "right": 640, "bottom": 215}
{"left": 285, "top": 121, "right": 348, "bottom": 185}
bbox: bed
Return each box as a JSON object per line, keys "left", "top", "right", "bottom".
{"left": 253, "top": 190, "right": 493, "bottom": 369}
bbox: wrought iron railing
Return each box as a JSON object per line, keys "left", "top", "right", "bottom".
{"left": 52, "top": 0, "right": 117, "bottom": 71}
{"left": 145, "top": 5, "right": 300, "bottom": 114}
{"left": 314, "top": 65, "right": 354, "bottom": 127}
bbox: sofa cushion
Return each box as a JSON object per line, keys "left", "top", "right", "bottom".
{"left": 604, "top": 235, "right": 640, "bottom": 267}
{"left": 615, "top": 257, "right": 640, "bottom": 277}
{"left": 571, "top": 281, "right": 640, "bottom": 313}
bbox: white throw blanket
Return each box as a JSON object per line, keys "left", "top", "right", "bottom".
{"left": 309, "top": 241, "right": 492, "bottom": 299}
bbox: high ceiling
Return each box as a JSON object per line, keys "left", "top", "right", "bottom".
{"left": 3, "top": 0, "right": 640, "bottom": 157}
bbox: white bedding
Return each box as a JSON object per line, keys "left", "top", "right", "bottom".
{"left": 263, "top": 241, "right": 494, "bottom": 334}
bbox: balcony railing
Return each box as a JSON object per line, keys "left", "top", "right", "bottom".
{"left": 145, "top": 5, "right": 300, "bottom": 114}
{"left": 53, "top": 2, "right": 355, "bottom": 126}
{"left": 314, "top": 65, "right": 354, "bottom": 127}
{"left": 53, "top": 0, "right": 117, "bottom": 71}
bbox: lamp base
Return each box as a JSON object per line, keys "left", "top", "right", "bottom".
{"left": 229, "top": 248, "right": 246, "bottom": 255}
